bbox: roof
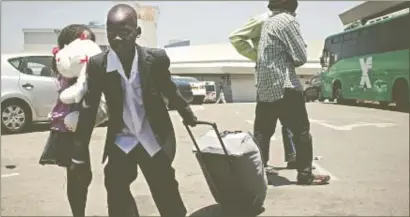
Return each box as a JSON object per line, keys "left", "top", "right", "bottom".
{"left": 22, "top": 28, "right": 107, "bottom": 33}
{"left": 328, "top": 9, "right": 409, "bottom": 39}
{"left": 2, "top": 53, "right": 51, "bottom": 61}
{"left": 339, "top": 1, "right": 409, "bottom": 25}
{"left": 165, "top": 41, "right": 323, "bottom": 64}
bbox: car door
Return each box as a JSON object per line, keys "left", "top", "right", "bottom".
{"left": 17, "top": 55, "right": 58, "bottom": 120}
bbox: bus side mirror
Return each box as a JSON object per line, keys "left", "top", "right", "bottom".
{"left": 320, "top": 57, "right": 325, "bottom": 66}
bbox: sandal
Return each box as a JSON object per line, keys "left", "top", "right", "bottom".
{"left": 265, "top": 165, "right": 279, "bottom": 175}
{"left": 297, "top": 174, "right": 330, "bottom": 185}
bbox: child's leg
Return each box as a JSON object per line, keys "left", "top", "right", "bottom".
{"left": 66, "top": 162, "right": 92, "bottom": 217}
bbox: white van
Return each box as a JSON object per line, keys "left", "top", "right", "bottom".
{"left": 204, "top": 81, "right": 216, "bottom": 103}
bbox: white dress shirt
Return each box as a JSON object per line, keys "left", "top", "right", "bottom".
{"left": 106, "top": 48, "right": 161, "bottom": 157}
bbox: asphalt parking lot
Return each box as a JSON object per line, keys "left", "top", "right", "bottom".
{"left": 1, "top": 102, "right": 409, "bottom": 216}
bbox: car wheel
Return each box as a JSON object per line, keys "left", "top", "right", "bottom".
{"left": 334, "top": 85, "right": 343, "bottom": 104}
{"left": 379, "top": 101, "right": 389, "bottom": 110}
{"left": 1, "top": 100, "right": 31, "bottom": 134}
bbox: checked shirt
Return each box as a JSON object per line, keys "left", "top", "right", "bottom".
{"left": 256, "top": 10, "right": 308, "bottom": 102}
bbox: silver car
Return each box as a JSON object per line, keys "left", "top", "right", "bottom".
{"left": 1, "top": 53, "right": 57, "bottom": 133}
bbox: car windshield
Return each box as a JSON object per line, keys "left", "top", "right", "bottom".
{"left": 205, "top": 85, "right": 215, "bottom": 91}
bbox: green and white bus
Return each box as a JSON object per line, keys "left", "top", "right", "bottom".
{"left": 319, "top": 8, "right": 409, "bottom": 112}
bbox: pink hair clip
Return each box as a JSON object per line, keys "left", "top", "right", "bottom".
{"left": 52, "top": 47, "right": 60, "bottom": 55}
{"left": 79, "top": 32, "right": 88, "bottom": 40}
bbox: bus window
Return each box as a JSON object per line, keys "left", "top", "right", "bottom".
{"left": 341, "top": 32, "right": 359, "bottom": 59}
{"left": 358, "top": 26, "right": 379, "bottom": 56}
{"left": 343, "top": 33, "right": 351, "bottom": 42}
{"left": 331, "top": 36, "right": 340, "bottom": 44}
{"left": 350, "top": 31, "right": 359, "bottom": 40}
{"left": 380, "top": 14, "right": 410, "bottom": 52}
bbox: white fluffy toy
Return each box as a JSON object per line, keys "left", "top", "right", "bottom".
{"left": 54, "top": 37, "right": 108, "bottom": 132}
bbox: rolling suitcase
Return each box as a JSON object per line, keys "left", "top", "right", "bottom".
{"left": 185, "top": 121, "right": 268, "bottom": 216}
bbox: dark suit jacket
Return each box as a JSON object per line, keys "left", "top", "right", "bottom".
{"left": 72, "top": 45, "right": 194, "bottom": 163}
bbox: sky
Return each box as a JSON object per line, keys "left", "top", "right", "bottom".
{"left": 1, "top": 1, "right": 363, "bottom": 53}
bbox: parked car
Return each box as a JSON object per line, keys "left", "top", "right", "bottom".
{"left": 163, "top": 77, "right": 194, "bottom": 110}
{"left": 172, "top": 76, "right": 206, "bottom": 104}
{"left": 304, "top": 74, "right": 324, "bottom": 102}
{"left": 203, "top": 81, "right": 217, "bottom": 103}
{"left": 1, "top": 53, "right": 57, "bottom": 133}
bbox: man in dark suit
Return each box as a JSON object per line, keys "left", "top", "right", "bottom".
{"left": 69, "top": 4, "right": 198, "bottom": 217}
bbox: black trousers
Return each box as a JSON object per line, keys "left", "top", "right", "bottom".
{"left": 253, "top": 89, "right": 313, "bottom": 176}
{"left": 281, "top": 126, "right": 296, "bottom": 162}
{"left": 66, "top": 161, "right": 92, "bottom": 217}
{"left": 104, "top": 144, "right": 187, "bottom": 217}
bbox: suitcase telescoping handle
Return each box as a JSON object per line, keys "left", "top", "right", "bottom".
{"left": 184, "top": 121, "right": 230, "bottom": 156}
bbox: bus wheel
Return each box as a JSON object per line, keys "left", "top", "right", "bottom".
{"left": 318, "top": 91, "right": 325, "bottom": 102}
{"left": 379, "top": 101, "right": 389, "bottom": 110}
{"left": 393, "top": 79, "right": 410, "bottom": 112}
{"left": 333, "top": 83, "right": 344, "bottom": 104}
{"left": 334, "top": 82, "right": 354, "bottom": 105}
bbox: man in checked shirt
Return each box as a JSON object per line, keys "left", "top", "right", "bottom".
{"left": 244, "top": 0, "right": 330, "bottom": 185}
{"left": 229, "top": 0, "right": 299, "bottom": 175}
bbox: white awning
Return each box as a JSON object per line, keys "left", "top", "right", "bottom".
{"left": 170, "top": 62, "right": 321, "bottom": 75}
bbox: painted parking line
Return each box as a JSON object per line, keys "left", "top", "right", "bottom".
{"left": 1, "top": 173, "right": 20, "bottom": 178}
{"left": 309, "top": 119, "right": 395, "bottom": 131}
{"left": 247, "top": 119, "right": 395, "bottom": 131}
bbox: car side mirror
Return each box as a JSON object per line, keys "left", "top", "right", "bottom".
{"left": 305, "top": 81, "right": 310, "bottom": 85}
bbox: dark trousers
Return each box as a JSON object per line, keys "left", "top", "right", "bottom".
{"left": 66, "top": 162, "right": 92, "bottom": 217}
{"left": 281, "top": 126, "right": 296, "bottom": 162}
{"left": 104, "top": 145, "right": 187, "bottom": 217}
{"left": 253, "top": 89, "right": 313, "bottom": 176}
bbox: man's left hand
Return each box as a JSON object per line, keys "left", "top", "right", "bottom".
{"left": 183, "top": 114, "right": 198, "bottom": 127}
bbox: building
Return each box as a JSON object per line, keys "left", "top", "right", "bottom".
{"left": 164, "top": 39, "right": 190, "bottom": 48}
{"left": 22, "top": 4, "right": 159, "bottom": 52}
{"left": 166, "top": 41, "right": 324, "bottom": 102}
